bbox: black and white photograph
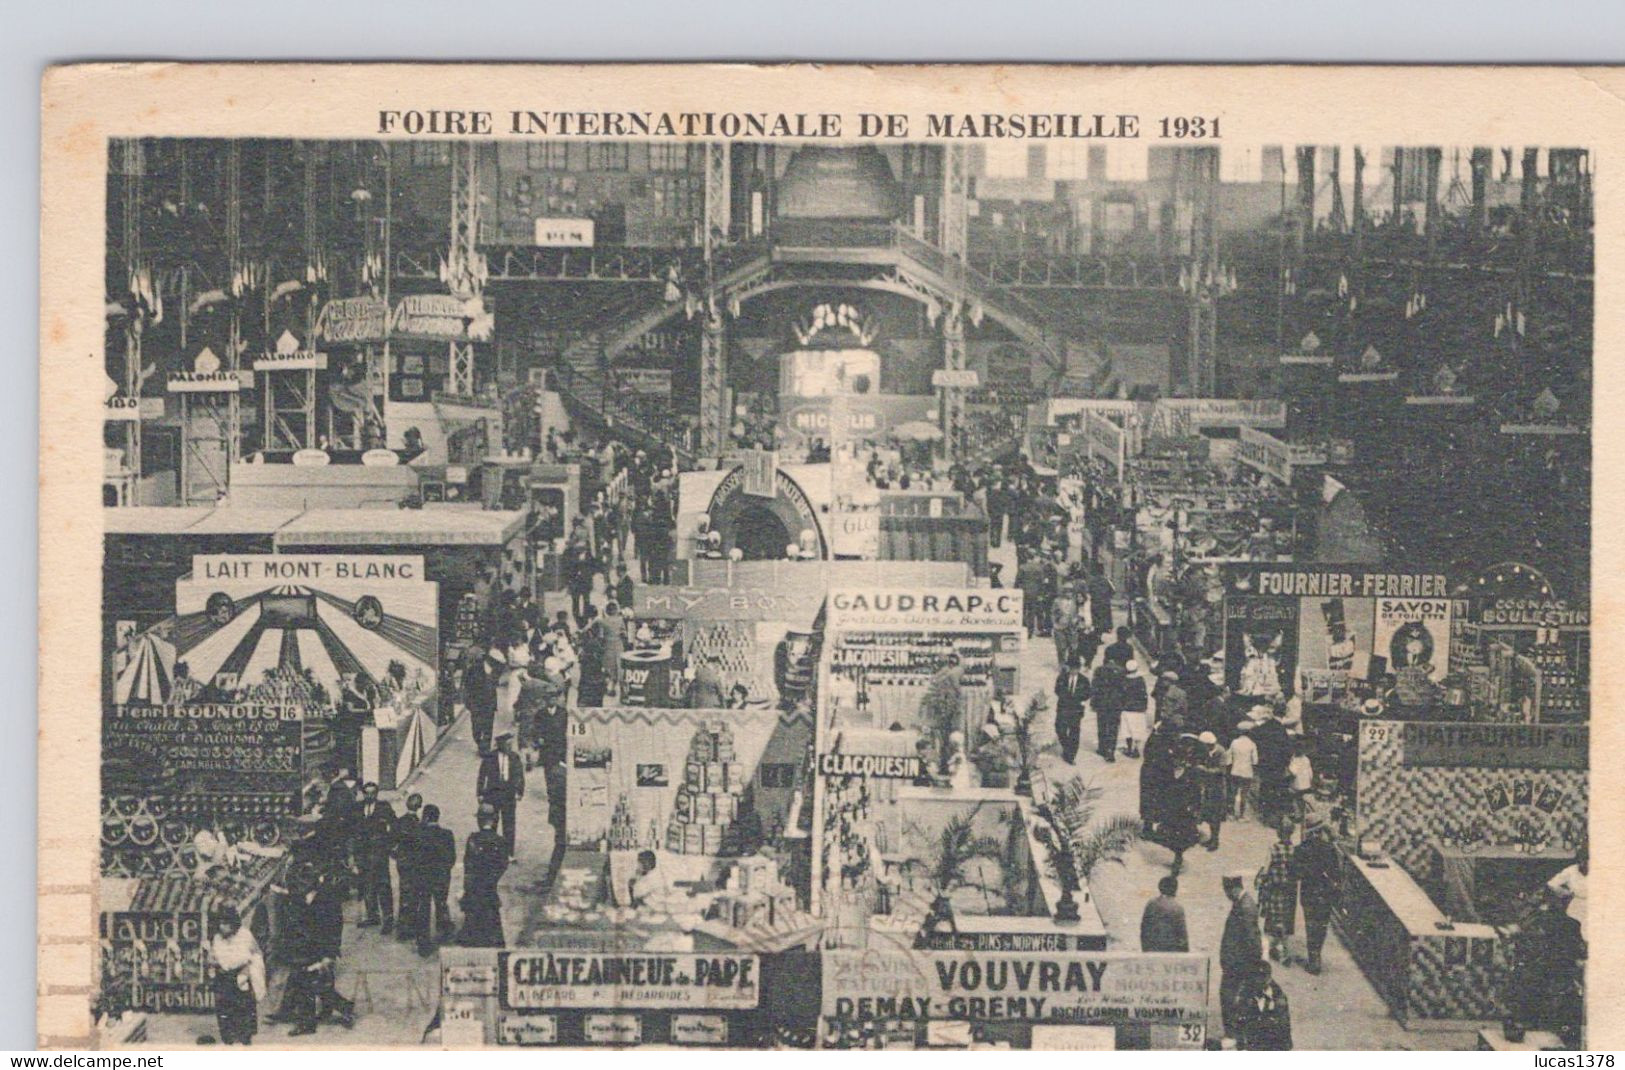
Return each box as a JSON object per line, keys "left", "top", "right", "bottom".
{"left": 37, "top": 63, "right": 1611, "bottom": 1053}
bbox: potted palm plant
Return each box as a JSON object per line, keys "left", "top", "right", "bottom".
{"left": 916, "top": 812, "right": 1006, "bottom": 945}
{"left": 1032, "top": 779, "right": 1140, "bottom": 924}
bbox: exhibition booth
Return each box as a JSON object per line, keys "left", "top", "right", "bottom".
{"left": 1219, "top": 563, "right": 1590, "bottom": 1027}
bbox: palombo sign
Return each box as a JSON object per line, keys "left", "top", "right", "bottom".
{"left": 827, "top": 589, "right": 1024, "bottom": 632}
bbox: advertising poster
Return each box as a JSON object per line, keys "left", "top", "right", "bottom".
{"left": 168, "top": 554, "right": 440, "bottom": 698}
{"left": 1223, "top": 595, "right": 1300, "bottom": 700}
{"left": 1295, "top": 595, "right": 1377, "bottom": 681}
{"left": 1374, "top": 596, "right": 1452, "bottom": 683}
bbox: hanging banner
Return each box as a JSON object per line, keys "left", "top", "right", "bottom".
{"left": 1084, "top": 410, "right": 1125, "bottom": 480}
{"left": 1236, "top": 425, "right": 1293, "bottom": 484}
{"left": 314, "top": 296, "right": 390, "bottom": 343}
{"left": 821, "top": 950, "right": 1208, "bottom": 1024}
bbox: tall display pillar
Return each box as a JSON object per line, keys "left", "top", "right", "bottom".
{"left": 940, "top": 307, "right": 966, "bottom": 462}
{"left": 700, "top": 309, "right": 728, "bottom": 457}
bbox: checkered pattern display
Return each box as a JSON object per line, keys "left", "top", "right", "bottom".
{"left": 1356, "top": 721, "right": 1587, "bottom": 875}
{"left": 1406, "top": 932, "right": 1508, "bottom": 1023}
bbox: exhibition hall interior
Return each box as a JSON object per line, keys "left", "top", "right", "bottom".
{"left": 95, "top": 137, "right": 1591, "bottom": 1050}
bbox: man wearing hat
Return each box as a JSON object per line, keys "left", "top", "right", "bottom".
{"left": 478, "top": 734, "right": 526, "bottom": 862}
{"left": 460, "top": 804, "right": 510, "bottom": 948}
{"left": 1220, "top": 871, "right": 1263, "bottom": 1040}
{"left": 1290, "top": 813, "right": 1341, "bottom": 974}
{"left": 1052, "top": 652, "right": 1093, "bottom": 765}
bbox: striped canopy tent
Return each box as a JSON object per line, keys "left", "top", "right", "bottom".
{"left": 169, "top": 583, "right": 437, "bottom": 698}
{"left": 113, "top": 631, "right": 178, "bottom": 705}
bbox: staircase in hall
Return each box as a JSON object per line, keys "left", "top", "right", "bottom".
{"left": 886, "top": 225, "right": 1095, "bottom": 387}
{"left": 552, "top": 245, "right": 773, "bottom": 459}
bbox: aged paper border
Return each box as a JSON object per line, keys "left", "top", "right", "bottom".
{"left": 39, "top": 63, "right": 1625, "bottom": 1049}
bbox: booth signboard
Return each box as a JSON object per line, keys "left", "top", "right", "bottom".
{"left": 1356, "top": 719, "right": 1589, "bottom": 875}
{"left": 159, "top": 554, "right": 440, "bottom": 704}
{"left": 820, "top": 949, "right": 1209, "bottom": 1025}
{"left": 1237, "top": 425, "right": 1293, "bottom": 484}
{"left": 1399, "top": 722, "right": 1588, "bottom": 770}
{"left": 615, "top": 368, "right": 673, "bottom": 396}
{"left": 633, "top": 586, "right": 822, "bottom": 624}
{"left": 315, "top": 296, "right": 390, "bottom": 343}
{"left": 1478, "top": 598, "right": 1589, "bottom": 631}
{"left": 104, "top": 703, "right": 305, "bottom": 797}
{"left": 827, "top": 589, "right": 1023, "bottom": 633}
{"left": 500, "top": 951, "right": 760, "bottom": 1011}
{"left": 1374, "top": 597, "right": 1452, "bottom": 683}
{"left": 167, "top": 371, "right": 246, "bottom": 393}
{"left": 254, "top": 351, "right": 328, "bottom": 371}
{"left": 1148, "top": 398, "right": 1286, "bottom": 437}
{"left": 533, "top": 217, "right": 595, "bottom": 247}
{"left": 932, "top": 368, "right": 981, "bottom": 389}
{"left": 1224, "top": 565, "right": 1452, "bottom": 696}
{"left": 777, "top": 394, "right": 935, "bottom": 443}
{"left": 392, "top": 294, "right": 476, "bottom": 341}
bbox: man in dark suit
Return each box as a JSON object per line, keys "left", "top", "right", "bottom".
{"left": 414, "top": 804, "right": 457, "bottom": 958}
{"left": 352, "top": 782, "right": 396, "bottom": 933}
{"left": 1092, "top": 657, "right": 1127, "bottom": 762}
{"left": 391, "top": 793, "right": 422, "bottom": 944}
{"left": 478, "top": 734, "right": 526, "bottom": 861}
{"left": 1052, "top": 654, "right": 1092, "bottom": 765}
{"left": 463, "top": 644, "right": 504, "bottom": 755}
{"left": 1221, "top": 872, "right": 1265, "bottom": 1041}
{"left": 1291, "top": 813, "right": 1342, "bottom": 974}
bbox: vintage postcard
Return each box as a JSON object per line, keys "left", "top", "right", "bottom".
{"left": 38, "top": 64, "right": 1622, "bottom": 1051}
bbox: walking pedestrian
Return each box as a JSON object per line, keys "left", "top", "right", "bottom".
{"left": 1140, "top": 876, "right": 1189, "bottom": 952}
{"left": 1257, "top": 822, "right": 1299, "bottom": 965}
{"left": 459, "top": 805, "right": 509, "bottom": 948}
{"left": 478, "top": 734, "right": 525, "bottom": 862}
{"left": 1234, "top": 959, "right": 1293, "bottom": 1050}
{"left": 1227, "top": 722, "right": 1259, "bottom": 819}
{"left": 391, "top": 793, "right": 423, "bottom": 944}
{"left": 464, "top": 644, "right": 504, "bottom": 755}
{"left": 1053, "top": 654, "right": 1092, "bottom": 765}
{"left": 1220, "top": 872, "right": 1263, "bottom": 1041}
{"left": 208, "top": 906, "right": 265, "bottom": 1045}
{"left": 1091, "top": 657, "right": 1126, "bottom": 761}
{"left": 1291, "top": 813, "right": 1342, "bottom": 974}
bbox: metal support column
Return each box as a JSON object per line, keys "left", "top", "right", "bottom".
{"left": 940, "top": 144, "right": 969, "bottom": 265}
{"left": 118, "top": 139, "right": 144, "bottom": 505}
{"left": 704, "top": 142, "right": 731, "bottom": 257}
{"left": 447, "top": 141, "right": 482, "bottom": 396}
{"left": 699, "top": 308, "right": 727, "bottom": 457}
{"left": 940, "top": 305, "right": 966, "bottom": 462}
{"left": 225, "top": 141, "right": 244, "bottom": 463}
{"left": 1187, "top": 146, "right": 1220, "bottom": 396}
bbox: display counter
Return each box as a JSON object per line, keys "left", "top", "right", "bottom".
{"left": 1337, "top": 850, "right": 1507, "bottom": 1024}
{"left": 1427, "top": 844, "right": 1573, "bottom": 926}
